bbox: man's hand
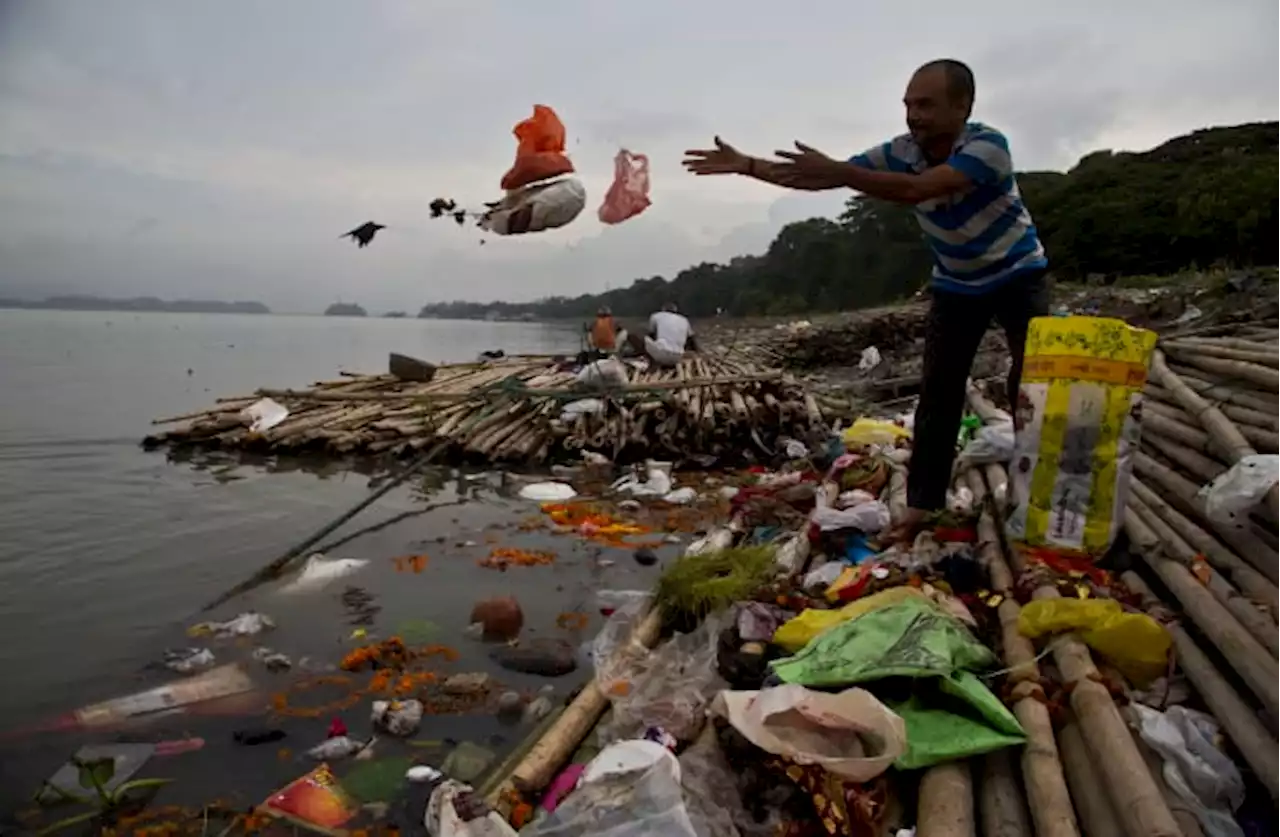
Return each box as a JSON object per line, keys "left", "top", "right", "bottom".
{"left": 682, "top": 137, "right": 750, "bottom": 175}
{"left": 772, "top": 141, "right": 847, "bottom": 181}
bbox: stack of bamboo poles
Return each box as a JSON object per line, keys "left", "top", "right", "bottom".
{"left": 1122, "top": 320, "right": 1280, "bottom": 804}
{"left": 144, "top": 354, "right": 828, "bottom": 464}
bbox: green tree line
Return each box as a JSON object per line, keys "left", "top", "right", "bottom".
{"left": 418, "top": 121, "right": 1278, "bottom": 321}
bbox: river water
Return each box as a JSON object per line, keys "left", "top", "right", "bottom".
{"left": 0, "top": 310, "right": 681, "bottom": 823}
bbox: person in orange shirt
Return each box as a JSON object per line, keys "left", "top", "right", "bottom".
{"left": 588, "top": 306, "right": 621, "bottom": 352}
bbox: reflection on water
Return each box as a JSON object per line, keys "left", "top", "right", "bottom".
{"left": 0, "top": 310, "right": 641, "bottom": 815}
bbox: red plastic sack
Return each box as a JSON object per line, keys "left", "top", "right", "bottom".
{"left": 500, "top": 105, "right": 575, "bottom": 191}
{"left": 598, "top": 149, "right": 651, "bottom": 224}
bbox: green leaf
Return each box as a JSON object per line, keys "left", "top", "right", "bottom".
{"left": 109, "top": 777, "right": 174, "bottom": 804}
{"left": 35, "top": 810, "right": 97, "bottom": 836}
{"left": 73, "top": 757, "right": 115, "bottom": 792}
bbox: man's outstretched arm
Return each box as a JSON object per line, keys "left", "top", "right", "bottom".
{"left": 740, "top": 157, "right": 846, "bottom": 191}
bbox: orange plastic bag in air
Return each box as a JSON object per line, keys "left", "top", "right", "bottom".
{"left": 499, "top": 105, "right": 575, "bottom": 191}
{"left": 598, "top": 149, "right": 651, "bottom": 224}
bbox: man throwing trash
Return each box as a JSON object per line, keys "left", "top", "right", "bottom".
{"left": 683, "top": 59, "right": 1049, "bottom": 536}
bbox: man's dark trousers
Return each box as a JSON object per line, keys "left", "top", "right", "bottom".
{"left": 907, "top": 272, "right": 1050, "bottom": 512}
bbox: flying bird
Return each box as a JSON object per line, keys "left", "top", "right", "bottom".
{"left": 341, "top": 222, "right": 385, "bottom": 248}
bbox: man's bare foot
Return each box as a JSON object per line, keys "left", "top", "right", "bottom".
{"left": 884, "top": 507, "right": 929, "bottom": 545}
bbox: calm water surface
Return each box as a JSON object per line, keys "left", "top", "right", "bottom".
{"left": 0, "top": 310, "right": 675, "bottom": 819}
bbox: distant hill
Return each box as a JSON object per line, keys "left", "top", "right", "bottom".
{"left": 417, "top": 121, "right": 1278, "bottom": 320}
{"left": 324, "top": 302, "right": 367, "bottom": 317}
{"left": 0, "top": 295, "right": 270, "bottom": 314}
{"left": 382, "top": 311, "right": 407, "bottom": 318}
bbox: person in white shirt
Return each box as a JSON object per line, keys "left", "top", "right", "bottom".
{"left": 626, "top": 302, "right": 698, "bottom": 366}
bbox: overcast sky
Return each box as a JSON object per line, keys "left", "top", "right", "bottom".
{"left": 0, "top": 0, "right": 1275, "bottom": 313}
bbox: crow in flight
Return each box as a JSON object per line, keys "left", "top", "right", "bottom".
{"left": 342, "top": 221, "right": 385, "bottom": 248}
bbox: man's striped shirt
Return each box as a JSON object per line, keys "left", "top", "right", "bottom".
{"left": 850, "top": 123, "right": 1047, "bottom": 295}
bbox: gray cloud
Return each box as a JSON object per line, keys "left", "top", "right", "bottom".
{"left": 0, "top": 0, "right": 1275, "bottom": 312}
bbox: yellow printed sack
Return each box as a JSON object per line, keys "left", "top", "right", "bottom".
{"left": 1006, "top": 316, "right": 1157, "bottom": 557}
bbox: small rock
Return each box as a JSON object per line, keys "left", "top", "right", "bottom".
{"left": 633, "top": 547, "right": 658, "bottom": 567}
{"left": 495, "top": 690, "right": 524, "bottom": 715}
{"left": 469, "top": 596, "right": 524, "bottom": 642}
{"left": 522, "top": 696, "right": 554, "bottom": 724}
{"left": 463, "top": 622, "right": 485, "bottom": 640}
{"left": 596, "top": 559, "right": 616, "bottom": 568}
{"left": 233, "top": 728, "right": 286, "bottom": 746}
{"left": 443, "top": 672, "right": 494, "bottom": 696}
{"left": 663, "top": 534, "right": 682, "bottom": 544}
{"left": 491, "top": 638, "right": 578, "bottom": 677}
{"left": 441, "top": 741, "right": 495, "bottom": 784}
{"left": 538, "top": 684, "right": 556, "bottom": 697}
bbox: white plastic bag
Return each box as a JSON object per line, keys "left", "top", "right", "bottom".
{"left": 1199, "top": 454, "right": 1279, "bottom": 527}
{"left": 518, "top": 482, "right": 577, "bottom": 502}
{"left": 955, "top": 422, "right": 1016, "bottom": 471}
{"left": 810, "top": 500, "right": 891, "bottom": 533}
{"left": 560, "top": 399, "right": 604, "bottom": 421}
{"left": 858, "top": 346, "right": 882, "bottom": 372}
{"left": 612, "top": 468, "right": 673, "bottom": 497}
{"left": 242, "top": 397, "right": 289, "bottom": 434}
{"left": 371, "top": 699, "right": 424, "bottom": 736}
{"left": 480, "top": 176, "right": 586, "bottom": 236}
{"left": 280, "top": 554, "right": 368, "bottom": 594}
{"left": 1132, "top": 704, "right": 1245, "bottom": 837}
{"left": 711, "top": 684, "right": 907, "bottom": 782}
{"left": 596, "top": 613, "right": 727, "bottom": 744}
{"left": 521, "top": 743, "right": 696, "bottom": 837}
{"left": 425, "top": 780, "right": 519, "bottom": 837}
{"left": 576, "top": 357, "right": 629, "bottom": 389}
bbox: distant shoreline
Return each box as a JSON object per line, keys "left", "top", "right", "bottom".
{"left": 0, "top": 296, "right": 270, "bottom": 315}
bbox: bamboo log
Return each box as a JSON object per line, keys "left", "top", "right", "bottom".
{"left": 979, "top": 750, "right": 1032, "bottom": 837}
{"left": 1156, "top": 370, "right": 1277, "bottom": 413}
{"left": 1151, "top": 349, "right": 1278, "bottom": 520}
{"left": 1121, "top": 570, "right": 1279, "bottom": 801}
{"left": 1146, "top": 383, "right": 1277, "bottom": 431}
{"left": 1162, "top": 340, "right": 1279, "bottom": 366}
{"left": 1124, "top": 508, "right": 1280, "bottom": 720}
{"left": 1167, "top": 337, "right": 1280, "bottom": 353}
{"left": 488, "top": 605, "right": 664, "bottom": 814}
{"left": 1143, "top": 422, "right": 1228, "bottom": 485}
{"left": 969, "top": 471, "right": 1078, "bottom": 837}
{"left": 1057, "top": 721, "right": 1123, "bottom": 837}
{"left": 1129, "top": 478, "right": 1278, "bottom": 616}
{"left": 1146, "top": 398, "right": 1280, "bottom": 451}
{"left": 1129, "top": 493, "right": 1278, "bottom": 655}
{"left": 1023, "top": 578, "right": 1180, "bottom": 837}
{"left": 1127, "top": 720, "right": 1205, "bottom": 837}
{"left": 1163, "top": 349, "right": 1280, "bottom": 391}
{"left": 918, "top": 760, "right": 976, "bottom": 837}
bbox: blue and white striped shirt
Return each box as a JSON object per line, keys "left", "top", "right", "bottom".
{"left": 850, "top": 123, "right": 1047, "bottom": 295}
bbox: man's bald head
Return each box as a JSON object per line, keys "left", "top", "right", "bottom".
{"left": 914, "top": 59, "right": 975, "bottom": 116}
{"left": 905, "top": 59, "right": 975, "bottom": 151}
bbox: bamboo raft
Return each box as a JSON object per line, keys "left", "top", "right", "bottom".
{"left": 144, "top": 354, "right": 829, "bottom": 464}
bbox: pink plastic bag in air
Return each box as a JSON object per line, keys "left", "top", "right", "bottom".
{"left": 598, "top": 149, "right": 651, "bottom": 225}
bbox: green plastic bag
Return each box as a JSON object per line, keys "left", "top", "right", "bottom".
{"left": 770, "top": 598, "right": 1024, "bottom": 769}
